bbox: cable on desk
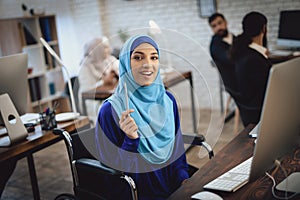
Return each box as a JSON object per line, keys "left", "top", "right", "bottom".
{"left": 265, "top": 159, "right": 299, "bottom": 200}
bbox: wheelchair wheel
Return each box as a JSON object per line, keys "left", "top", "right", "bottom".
{"left": 54, "top": 193, "right": 76, "bottom": 200}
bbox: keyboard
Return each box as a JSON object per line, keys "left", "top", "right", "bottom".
{"left": 203, "top": 157, "right": 253, "bottom": 192}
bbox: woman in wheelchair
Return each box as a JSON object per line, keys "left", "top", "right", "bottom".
{"left": 96, "top": 35, "right": 189, "bottom": 199}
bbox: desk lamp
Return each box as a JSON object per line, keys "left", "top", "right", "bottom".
{"left": 40, "top": 37, "right": 80, "bottom": 120}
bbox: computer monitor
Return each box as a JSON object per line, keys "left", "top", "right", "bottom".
{"left": 277, "top": 10, "right": 300, "bottom": 49}
{"left": 0, "top": 53, "right": 28, "bottom": 125}
{"left": 249, "top": 57, "right": 300, "bottom": 191}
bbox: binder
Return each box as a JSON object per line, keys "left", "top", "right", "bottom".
{"left": 29, "top": 77, "right": 41, "bottom": 101}
{"left": 23, "top": 26, "right": 37, "bottom": 45}
{"left": 39, "top": 18, "right": 52, "bottom": 41}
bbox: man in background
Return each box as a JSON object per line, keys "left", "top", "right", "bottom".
{"left": 208, "top": 13, "right": 240, "bottom": 133}
{"left": 208, "top": 13, "right": 237, "bottom": 96}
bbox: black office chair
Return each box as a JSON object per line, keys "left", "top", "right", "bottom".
{"left": 211, "top": 60, "right": 241, "bottom": 134}
{"left": 64, "top": 76, "right": 80, "bottom": 114}
{"left": 53, "top": 127, "right": 213, "bottom": 200}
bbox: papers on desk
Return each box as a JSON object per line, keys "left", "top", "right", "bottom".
{"left": 0, "top": 113, "right": 39, "bottom": 137}
{"left": 1, "top": 121, "right": 49, "bottom": 142}
{"left": 0, "top": 136, "right": 10, "bottom": 146}
{"left": 0, "top": 113, "right": 38, "bottom": 146}
{"left": 0, "top": 127, "right": 7, "bottom": 136}
{"left": 21, "top": 113, "right": 40, "bottom": 124}
{"left": 26, "top": 125, "right": 43, "bottom": 141}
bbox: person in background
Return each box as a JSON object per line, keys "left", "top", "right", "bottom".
{"left": 78, "top": 37, "right": 119, "bottom": 123}
{"left": 95, "top": 35, "right": 189, "bottom": 199}
{"left": 208, "top": 13, "right": 240, "bottom": 133}
{"left": 209, "top": 13, "right": 238, "bottom": 97}
{"left": 230, "top": 11, "right": 272, "bottom": 127}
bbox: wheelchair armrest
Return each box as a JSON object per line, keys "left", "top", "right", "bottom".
{"left": 53, "top": 128, "right": 72, "bottom": 142}
{"left": 53, "top": 128, "right": 65, "bottom": 135}
{"left": 182, "top": 132, "right": 205, "bottom": 145}
{"left": 182, "top": 133, "right": 214, "bottom": 159}
{"left": 75, "top": 158, "right": 123, "bottom": 177}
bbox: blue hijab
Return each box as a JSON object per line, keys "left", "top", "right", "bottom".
{"left": 107, "top": 35, "right": 175, "bottom": 164}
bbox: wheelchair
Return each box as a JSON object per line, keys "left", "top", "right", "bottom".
{"left": 53, "top": 127, "right": 213, "bottom": 200}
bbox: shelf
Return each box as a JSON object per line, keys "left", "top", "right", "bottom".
{"left": 22, "top": 43, "right": 41, "bottom": 50}
{"left": 1, "top": 15, "right": 64, "bottom": 113}
{"left": 21, "top": 39, "right": 57, "bottom": 50}
{"left": 27, "top": 67, "right": 60, "bottom": 79}
{"left": 31, "top": 92, "right": 63, "bottom": 107}
{"left": 28, "top": 70, "right": 46, "bottom": 79}
{"left": 48, "top": 67, "right": 62, "bottom": 73}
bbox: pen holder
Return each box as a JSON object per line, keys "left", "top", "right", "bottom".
{"left": 39, "top": 110, "right": 57, "bottom": 130}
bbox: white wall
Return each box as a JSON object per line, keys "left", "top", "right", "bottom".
{"left": 1, "top": 0, "right": 299, "bottom": 110}
{"left": 98, "top": 0, "right": 218, "bottom": 111}
{"left": 218, "top": 0, "right": 300, "bottom": 51}
{"left": 0, "top": 0, "right": 81, "bottom": 77}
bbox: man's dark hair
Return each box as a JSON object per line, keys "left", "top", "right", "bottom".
{"left": 208, "top": 13, "right": 226, "bottom": 24}
{"left": 230, "top": 11, "right": 268, "bottom": 60}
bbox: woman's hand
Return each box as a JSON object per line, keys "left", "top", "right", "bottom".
{"left": 119, "top": 109, "right": 139, "bottom": 139}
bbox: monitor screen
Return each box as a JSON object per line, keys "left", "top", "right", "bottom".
{"left": 0, "top": 53, "right": 28, "bottom": 125}
{"left": 249, "top": 57, "right": 300, "bottom": 182}
{"left": 277, "top": 10, "right": 300, "bottom": 49}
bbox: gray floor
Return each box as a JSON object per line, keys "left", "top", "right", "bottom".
{"left": 1, "top": 108, "right": 243, "bottom": 200}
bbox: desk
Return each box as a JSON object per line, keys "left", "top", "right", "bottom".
{"left": 169, "top": 124, "right": 300, "bottom": 200}
{"left": 269, "top": 53, "right": 300, "bottom": 64}
{"left": 0, "top": 116, "right": 90, "bottom": 200}
{"left": 81, "top": 70, "right": 197, "bottom": 133}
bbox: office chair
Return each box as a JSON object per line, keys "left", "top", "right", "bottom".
{"left": 53, "top": 127, "right": 213, "bottom": 200}
{"left": 64, "top": 76, "right": 80, "bottom": 113}
{"left": 211, "top": 60, "right": 240, "bottom": 134}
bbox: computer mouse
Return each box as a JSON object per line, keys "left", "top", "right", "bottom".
{"left": 292, "top": 51, "right": 300, "bottom": 56}
{"left": 191, "top": 191, "right": 223, "bottom": 200}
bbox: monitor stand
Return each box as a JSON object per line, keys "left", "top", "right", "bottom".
{"left": 0, "top": 93, "right": 27, "bottom": 146}
{"left": 276, "top": 172, "right": 300, "bottom": 193}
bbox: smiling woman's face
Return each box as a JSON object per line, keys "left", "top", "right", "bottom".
{"left": 130, "top": 43, "right": 159, "bottom": 86}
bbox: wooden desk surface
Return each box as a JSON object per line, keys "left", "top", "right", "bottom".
{"left": 162, "top": 71, "right": 192, "bottom": 89}
{"left": 81, "top": 70, "right": 192, "bottom": 100}
{"left": 81, "top": 83, "right": 117, "bottom": 100}
{"left": 0, "top": 116, "right": 90, "bottom": 163}
{"left": 169, "top": 124, "right": 300, "bottom": 200}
